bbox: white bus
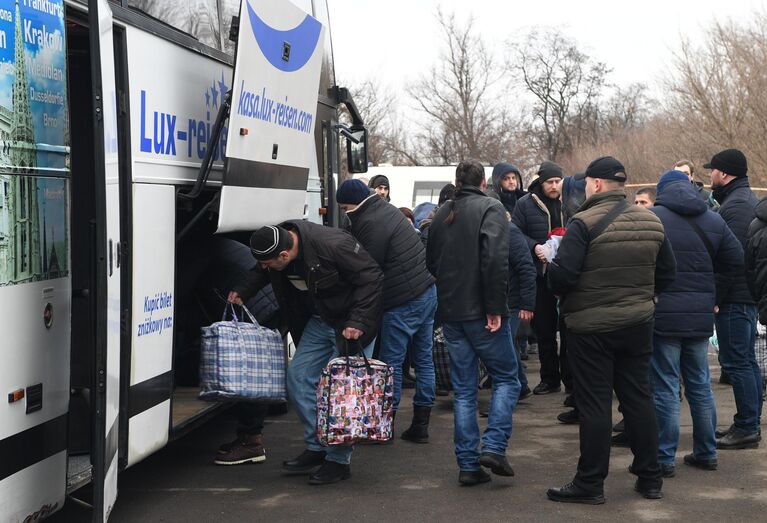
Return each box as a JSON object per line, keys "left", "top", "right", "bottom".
{"left": 0, "top": 0, "right": 366, "bottom": 521}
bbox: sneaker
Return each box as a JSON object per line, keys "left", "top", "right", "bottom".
{"left": 459, "top": 469, "right": 491, "bottom": 486}
{"left": 308, "top": 460, "right": 351, "bottom": 485}
{"left": 479, "top": 452, "right": 515, "bottom": 476}
{"left": 683, "top": 453, "right": 718, "bottom": 470}
{"left": 557, "top": 409, "right": 579, "bottom": 424}
{"left": 533, "top": 382, "right": 561, "bottom": 395}
{"left": 214, "top": 434, "right": 266, "bottom": 465}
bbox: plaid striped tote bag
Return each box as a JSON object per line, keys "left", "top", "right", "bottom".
{"left": 199, "top": 304, "right": 286, "bottom": 402}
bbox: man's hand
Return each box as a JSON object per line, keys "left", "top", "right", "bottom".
{"left": 485, "top": 314, "right": 502, "bottom": 333}
{"left": 519, "top": 310, "right": 534, "bottom": 322}
{"left": 534, "top": 244, "right": 548, "bottom": 263}
{"left": 714, "top": 305, "right": 720, "bottom": 314}
{"left": 342, "top": 327, "right": 364, "bottom": 340}
{"left": 227, "top": 291, "right": 243, "bottom": 306}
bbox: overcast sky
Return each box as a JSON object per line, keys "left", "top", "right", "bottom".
{"left": 328, "top": 0, "right": 766, "bottom": 95}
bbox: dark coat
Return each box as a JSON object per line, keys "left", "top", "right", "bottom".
{"left": 713, "top": 177, "right": 758, "bottom": 305}
{"left": 746, "top": 198, "right": 767, "bottom": 324}
{"left": 651, "top": 179, "right": 744, "bottom": 337}
{"left": 234, "top": 220, "right": 383, "bottom": 346}
{"left": 511, "top": 179, "right": 565, "bottom": 276}
{"left": 426, "top": 186, "right": 510, "bottom": 322}
{"left": 508, "top": 222, "right": 537, "bottom": 312}
{"left": 345, "top": 195, "right": 435, "bottom": 310}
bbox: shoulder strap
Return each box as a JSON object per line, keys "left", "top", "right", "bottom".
{"left": 587, "top": 199, "right": 630, "bottom": 242}
{"left": 680, "top": 214, "right": 716, "bottom": 261}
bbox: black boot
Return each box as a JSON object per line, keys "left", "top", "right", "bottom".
{"left": 308, "top": 460, "right": 351, "bottom": 485}
{"left": 401, "top": 406, "right": 431, "bottom": 443}
{"left": 282, "top": 449, "right": 326, "bottom": 473}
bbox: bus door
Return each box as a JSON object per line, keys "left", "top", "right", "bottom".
{"left": 217, "top": 0, "right": 326, "bottom": 232}
{"left": 88, "top": 0, "right": 121, "bottom": 520}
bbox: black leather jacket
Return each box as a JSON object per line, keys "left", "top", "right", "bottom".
{"left": 234, "top": 220, "right": 383, "bottom": 346}
{"left": 426, "top": 186, "right": 510, "bottom": 322}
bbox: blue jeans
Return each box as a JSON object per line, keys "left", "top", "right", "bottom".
{"left": 715, "top": 303, "right": 762, "bottom": 432}
{"left": 286, "top": 317, "right": 374, "bottom": 465}
{"left": 379, "top": 285, "right": 437, "bottom": 411}
{"left": 509, "top": 311, "right": 528, "bottom": 391}
{"left": 651, "top": 336, "right": 717, "bottom": 464}
{"left": 443, "top": 318, "right": 520, "bottom": 471}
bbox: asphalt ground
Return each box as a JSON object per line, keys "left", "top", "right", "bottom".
{"left": 52, "top": 350, "right": 767, "bottom": 522}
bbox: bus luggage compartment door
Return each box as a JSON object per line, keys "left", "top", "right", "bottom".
{"left": 88, "top": 0, "right": 122, "bottom": 520}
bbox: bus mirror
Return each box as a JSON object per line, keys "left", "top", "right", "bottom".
{"left": 346, "top": 127, "right": 368, "bottom": 174}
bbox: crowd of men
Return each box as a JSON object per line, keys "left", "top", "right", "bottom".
{"left": 221, "top": 147, "right": 767, "bottom": 503}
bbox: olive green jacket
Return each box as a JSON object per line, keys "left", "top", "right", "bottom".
{"left": 548, "top": 190, "right": 677, "bottom": 334}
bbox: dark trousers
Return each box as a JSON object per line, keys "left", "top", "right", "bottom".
{"left": 236, "top": 403, "right": 269, "bottom": 436}
{"left": 533, "top": 279, "right": 570, "bottom": 388}
{"left": 568, "top": 321, "right": 661, "bottom": 494}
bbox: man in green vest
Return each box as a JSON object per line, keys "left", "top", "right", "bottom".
{"left": 544, "top": 156, "right": 677, "bottom": 505}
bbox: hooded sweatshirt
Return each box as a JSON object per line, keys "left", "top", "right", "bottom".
{"left": 486, "top": 162, "right": 525, "bottom": 215}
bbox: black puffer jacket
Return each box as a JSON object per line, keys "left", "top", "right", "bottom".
{"left": 426, "top": 186, "right": 510, "bottom": 321}
{"left": 345, "top": 194, "right": 435, "bottom": 310}
{"left": 746, "top": 198, "right": 767, "bottom": 323}
{"left": 713, "top": 177, "right": 758, "bottom": 305}
{"left": 234, "top": 220, "right": 383, "bottom": 346}
{"left": 511, "top": 179, "right": 564, "bottom": 276}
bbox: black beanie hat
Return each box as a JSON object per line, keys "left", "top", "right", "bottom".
{"left": 703, "top": 148, "right": 748, "bottom": 177}
{"left": 368, "top": 174, "right": 390, "bottom": 189}
{"left": 249, "top": 225, "right": 291, "bottom": 261}
{"left": 537, "top": 160, "right": 564, "bottom": 182}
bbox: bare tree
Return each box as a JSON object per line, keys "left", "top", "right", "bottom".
{"left": 509, "top": 31, "right": 610, "bottom": 161}
{"left": 408, "top": 10, "right": 517, "bottom": 165}
{"left": 666, "top": 12, "right": 767, "bottom": 185}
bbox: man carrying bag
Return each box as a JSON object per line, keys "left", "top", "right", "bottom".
{"left": 229, "top": 221, "right": 383, "bottom": 485}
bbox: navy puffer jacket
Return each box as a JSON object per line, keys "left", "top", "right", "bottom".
{"left": 507, "top": 222, "right": 536, "bottom": 311}
{"left": 712, "top": 177, "right": 758, "bottom": 304}
{"left": 651, "top": 179, "right": 744, "bottom": 337}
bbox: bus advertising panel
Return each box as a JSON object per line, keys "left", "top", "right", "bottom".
{"left": 0, "top": 0, "right": 69, "bottom": 287}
